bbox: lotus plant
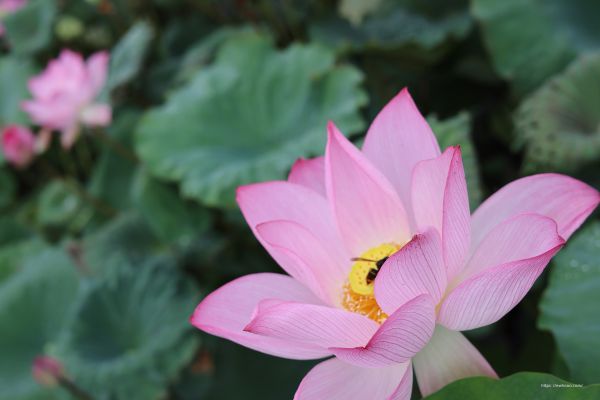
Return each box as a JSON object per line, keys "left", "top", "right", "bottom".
{"left": 2, "top": 124, "right": 35, "bottom": 168}
{"left": 22, "top": 50, "right": 111, "bottom": 149}
{"left": 191, "top": 89, "right": 599, "bottom": 399}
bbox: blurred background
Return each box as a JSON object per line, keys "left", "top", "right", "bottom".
{"left": 0, "top": 0, "right": 599, "bottom": 399}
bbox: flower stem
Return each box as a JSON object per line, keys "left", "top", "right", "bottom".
{"left": 58, "top": 376, "right": 95, "bottom": 400}
{"left": 92, "top": 129, "right": 139, "bottom": 164}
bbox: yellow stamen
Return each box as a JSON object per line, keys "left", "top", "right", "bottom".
{"left": 342, "top": 243, "right": 400, "bottom": 324}
{"left": 348, "top": 243, "right": 399, "bottom": 295}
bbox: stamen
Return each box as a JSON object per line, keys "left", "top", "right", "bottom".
{"left": 342, "top": 282, "right": 388, "bottom": 324}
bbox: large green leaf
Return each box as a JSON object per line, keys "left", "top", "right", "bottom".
{"left": 0, "top": 57, "right": 35, "bottom": 126}
{"left": 82, "top": 213, "right": 164, "bottom": 275}
{"left": 515, "top": 53, "right": 600, "bottom": 174}
{"left": 428, "top": 112, "right": 482, "bottom": 207}
{"left": 471, "top": 0, "right": 600, "bottom": 95}
{"left": 310, "top": 0, "right": 472, "bottom": 56}
{"left": 3, "top": 0, "right": 56, "bottom": 55}
{"left": 0, "top": 248, "right": 79, "bottom": 400}
{"left": 136, "top": 32, "right": 367, "bottom": 207}
{"left": 132, "top": 169, "right": 211, "bottom": 244}
{"left": 55, "top": 259, "right": 200, "bottom": 400}
{"left": 538, "top": 221, "right": 600, "bottom": 384}
{"left": 425, "top": 372, "right": 600, "bottom": 399}
{"left": 107, "top": 21, "right": 154, "bottom": 91}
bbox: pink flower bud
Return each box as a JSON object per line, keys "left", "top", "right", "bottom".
{"left": 2, "top": 124, "right": 35, "bottom": 168}
{"left": 32, "top": 356, "right": 64, "bottom": 387}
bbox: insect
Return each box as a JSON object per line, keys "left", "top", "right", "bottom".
{"left": 350, "top": 256, "right": 389, "bottom": 284}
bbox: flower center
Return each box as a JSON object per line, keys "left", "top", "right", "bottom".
{"left": 341, "top": 243, "right": 400, "bottom": 324}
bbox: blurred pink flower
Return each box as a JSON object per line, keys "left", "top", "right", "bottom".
{"left": 0, "top": 0, "right": 26, "bottom": 36}
{"left": 190, "top": 89, "right": 600, "bottom": 399}
{"left": 32, "top": 356, "right": 64, "bottom": 387}
{"left": 2, "top": 124, "right": 35, "bottom": 168}
{"left": 22, "top": 49, "right": 112, "bottom": 149}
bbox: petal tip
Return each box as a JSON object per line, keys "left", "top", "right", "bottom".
{"left": 326, "top": 121, "right": 342, "bottom": 139}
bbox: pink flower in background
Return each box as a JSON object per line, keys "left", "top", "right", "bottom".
{"left": 0, "top": 0, "right": 26, "bottom": 36}
{"left": 2, "top": 124, "right": 35, "bottom": 168}
{"left": 22, "top": 50, "right": 112, "bottom": 149}
{"left": 190, "top": 89, "right": 600, "bottom": 399}
{"left": 32, "top": 356, "right": 64, "bottom": 387}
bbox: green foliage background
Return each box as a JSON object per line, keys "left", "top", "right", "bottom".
{"left": 0, "top": 0, "right": 599, "bottom": 399}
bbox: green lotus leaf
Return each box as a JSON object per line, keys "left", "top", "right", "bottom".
{"left": 0, "top": 248, "right": 79, "bottom": 400}
{"left": 310, "top": 0, "right": 472, "bottom": 56}
{"left": 82, "top": 213, "right": 164, "bottom": 275}
{"left": 132, "top": 169, "right": 211, "bottom": 244}
{"left": 0, "top": 239, "right": 45, "bottom": 284}
{"left": 35, "top": 180, "right": 94, "bottom": 236}
{"left": 55, "top": 259, "right": 200, "bottom": 400}
{"left": 0, "top": 57, "right": 35, "bottom": 127}
{"left": 539, "top": 221, "right": 600, "bottom": 384}
{"left": 424, "top": 372, "right": 600, "bottom": 399}
{"left": 428, "top": 112, "right": 482, "bottom": 207}
{"left": 37, "top": 181, "right": 83, "bottom": 227}
{"left": 107, "top": 21, "right": 154, "bottom": 92}
{"left": 3, "top": 0, "right": 56, "bottom": 56}
{"left": 515, "top": 53, "right": 600, "bottom": 173}
{"left": 472, "top": 0, "right": 600, "bottom": 95}
{"left": 136, "top": 31, "right": 367, "bottom": 207}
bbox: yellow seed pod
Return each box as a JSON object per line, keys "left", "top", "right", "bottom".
{"left": 348, "top": 243, "right": 399, "bottom": 296}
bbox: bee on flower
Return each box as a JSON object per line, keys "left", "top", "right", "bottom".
{"left": 191, "top": 89, "right": 599, "bottom": 399}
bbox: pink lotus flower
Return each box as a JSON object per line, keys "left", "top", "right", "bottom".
{"left": 190, "top": 89, "right": 599, "bottom": 398}
{"left": 22, "top": 50, "right": 112, "bottom": 149}
{"left": 0, "top": 0, "right": 26, "bottom": 36}
{"left": 2, "top": 124, "right": 35, "bottom": 168}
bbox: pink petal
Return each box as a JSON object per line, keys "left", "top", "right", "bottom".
{"left": 471, "top": 173, "right": 600, "bottom": 251}
{"left": 80, "top": 103, "right": 112, "bottom": 127}
{"left": 237, "top": 181, "right": 349, "bottom": 296}
{"left": 21, "top": 99, "right": 76, "bottom": 130}
{"left": 294, "top": 358, "right": 412, "bottom": 400}
{"left": 411, "top": 146, "right": 470, "bottom": 279}
{"left": 388, "top": 362, "right": 414, "bottom": 400}
{"left": 374, "top": 229, "right": 445, "bottom": 315}
{"left": 325, "top": 122, "right": 411, "bottom": 256}
{"left": 438, "top": 243, "right": 564, "bottom": 331}
{"left": 331, "top": 295, "right": 435, "bottom": 368}
{"left": 87, "top": 51, "right": 109, "bottom": 94}
{"left": 256, "top": 220, "right": 348, "bottom": 305}
{"left": 457, "top": 213, "right": 564, "bottom": 284}
{"left": 362, "top": 88, "right": 441, "bottom": 220}
{"left": 288, "top": 157, "right": 325, "bottom": 196}
{"left": 190, "top": 273, "right": 330, "bottom": 360}
{"left": 245, "top": 300, "right": 378, "bottom": 350}
{"left": 413, "top": 325, "right": 497, "bottom": 396}
{"left": 60, "top": 125, "right": 80, "bottom": 149}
